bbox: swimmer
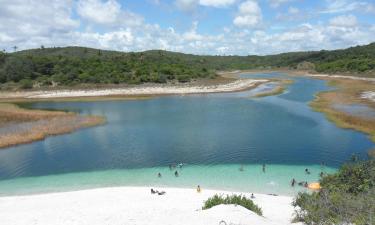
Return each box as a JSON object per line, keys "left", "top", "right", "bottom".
{"left": 175, "top": 171, "right": 179, "bottom": 177}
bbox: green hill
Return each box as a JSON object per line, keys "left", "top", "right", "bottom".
{"left": 0, "top": 43, "right": 374, "bottom": 89}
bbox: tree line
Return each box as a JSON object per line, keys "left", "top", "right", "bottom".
{"left": 0, "top": 42, "right": 374, "bottom": 89}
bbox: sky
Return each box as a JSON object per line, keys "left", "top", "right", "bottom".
{"left": 0, "top": 0, "right": 375, "bottom": 55}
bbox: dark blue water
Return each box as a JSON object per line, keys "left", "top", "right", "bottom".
{"left": 0, "top": 73, "right": 373, "bottom": 195}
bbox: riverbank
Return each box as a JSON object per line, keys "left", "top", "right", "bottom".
{"left": 309, "top": 78, "right": 375, "bottom": 142}
{"left": 225, "top": 69, "right": 375, "bottom": 143}
{"left": 0, "top": 103, "right": 105, "bottom": 148}
{"left": 0, "top": 78, "right": 267, "bottom": 100}
{"left": 0, "top": 186, "right": 299, "bottom": 225}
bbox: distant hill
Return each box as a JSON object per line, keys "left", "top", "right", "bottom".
{"left": 0, "top": 43, "right": 374, "bottom": 88}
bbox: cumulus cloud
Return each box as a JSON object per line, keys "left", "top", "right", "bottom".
{"left": 329, "top": 15, "right": 358, "bottom": 27}
{"left": 233, "top": 0, "right": 262, "bottom": 28}
{"left": 0, "top": 0, "right": 373, "bottom": 56}
{"left": 77, "top": 0, "right": 143, "bottom": 26}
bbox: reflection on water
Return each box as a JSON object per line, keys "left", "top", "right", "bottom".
{"left": 0, "top": 72, "right": 373, "bottom": 196}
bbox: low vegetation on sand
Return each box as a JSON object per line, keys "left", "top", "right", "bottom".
{"left": 293, "top": 159, "right": 375, "bottom": 225}
{"left": 310, "top": 78, "right": 375, "bottom": 141}
{"left": 0, "top": 103, "right": 105, "bottom": 148}
{"left": 202, "top": 194, "right": 262, "bottom": 216}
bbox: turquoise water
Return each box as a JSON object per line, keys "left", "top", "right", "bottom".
{"left": 0, "top": 72, "right": 373, "bottom": 196}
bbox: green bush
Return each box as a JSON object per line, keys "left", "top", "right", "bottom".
{"left": 19, "top": 78, "right": 33, "bottom": 89}
{"left": 293, "top": 159, "right": 375, "bottom": 225}
{"left": 202, "top": 194, "right": 262, "bottom": 216}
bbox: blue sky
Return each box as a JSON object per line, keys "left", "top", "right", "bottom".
{"left": 0, "top": 0, "right": 375, "bottom": 55}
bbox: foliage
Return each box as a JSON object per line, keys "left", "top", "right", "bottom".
{"left": 202, "top": 194, "right": 262, "bottom": 216}
{"left": 0, "top": 43, "right": 374, "bottom": 88}
{"left": 293, "top": 159, "right": 375, "bottom": 225}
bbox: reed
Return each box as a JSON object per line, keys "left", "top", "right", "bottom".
{"left": 0, "top": 103, "right": 105, "bottom": 148}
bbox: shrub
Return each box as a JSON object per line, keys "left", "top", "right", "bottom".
{"left": 19, "top": 78, "right": 33, "bottom": 89}
{"left": 202, "top": 194, "right": 262, "bottom": 216}
{"left": 293, "top": 159, "right": 375, "bottom": 225}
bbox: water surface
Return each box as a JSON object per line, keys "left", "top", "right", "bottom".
{"left": 0, "top": 72, "right": 373, "bottom": 196}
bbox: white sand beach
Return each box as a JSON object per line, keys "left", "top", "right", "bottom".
{"left": 0, "top": 186, "right": 299, "bottom": 225}
{"left": 0, "top": 79, "right": 267, "bottom": 99}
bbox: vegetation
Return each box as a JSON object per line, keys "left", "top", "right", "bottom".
{"left": 310, "top": 79, "right": 375, "bottom": 142}
{"left": 0, "top": 103, "right": 105, "bottom": 148}
{"left": 202, "top": 194, "right": 262, "bottom": 216}
{"left": 0, "top": 42, "right": 374, "bottom": 89}
{"left": 293, "top": 159, "right": 375, "bottom": 225}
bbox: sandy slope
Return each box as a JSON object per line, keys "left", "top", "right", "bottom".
{"left": 0, "top": 79, "right": 266, "bottom": 99}
{"left": 0, "top": 187, "right": 300, "bottom": 225}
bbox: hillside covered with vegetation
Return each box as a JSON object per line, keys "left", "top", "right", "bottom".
{"left": 0, "top": 42, "right": 374, "bottom": 89}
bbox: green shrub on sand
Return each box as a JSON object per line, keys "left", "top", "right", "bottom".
{"left": 202, "top": 194, "right": 262, "bottom": 216}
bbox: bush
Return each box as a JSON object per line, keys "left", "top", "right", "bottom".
{"left": 202, "top": 194, "right": 262, "bottom": 216}
{"left": 19, "top": 78, "right": 33, "bottom": 89}
{"left": 293, "top": 159, "right": 375, "bottom": 225}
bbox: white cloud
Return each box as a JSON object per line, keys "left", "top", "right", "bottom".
{"left": 77, "top": 0, "right": 143, "bottom": 26}
{"left": 329, "top": 15, "right": 358, "bottom": 27}
{"left": 321, "top": 0, "right": 375, "bottom": 14}
{"left": 175, "top": 0, "right": 199, "bottom": 11}
{"left": 269, "top": 0, "right": 295, "bottom": 8}
{"left": 233, "top": 0, "right": 262, "bottom": 28}
{"left": 288, "top": 6, "right": 299, "bottom": 14}
{"left": 77, "top": 0, "right": 121, "bottom": 24}
{"left": 199, "top": 0, "right": 236, "bottom": 7}
{"left": 0, "top": 0, "right": 374, "bottom": 56}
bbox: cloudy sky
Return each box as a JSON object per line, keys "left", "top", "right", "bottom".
{"left": 0, "top": 0, "right": 375, "bottom": 55}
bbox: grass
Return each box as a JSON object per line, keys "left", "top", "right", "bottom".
{"left": 0, "top": 103, "right": 105, "bottom": 148}
{"left": 310, "top": 78, "right": 375, "bottom": 142}
{"left": 202, "top": 194, "right": 262, "bottom": 216}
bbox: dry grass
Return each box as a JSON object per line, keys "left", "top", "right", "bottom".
{"left": 0, "top": 103, "right": 105, "bottom": 148}
{"left": 310, "top": 78, "right": 375, "bottom": 142}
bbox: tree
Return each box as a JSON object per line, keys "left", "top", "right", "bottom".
{"left": 13, "top": 46, "right": 18, "bottom": 52}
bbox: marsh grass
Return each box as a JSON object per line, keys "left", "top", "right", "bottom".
{"left": 0, "top": 103, "right": 105, "bottom": 148}
{"left": 310, "top": 78, "right": 375, "bottom": 142}
{"left": 202, "top": 194, "right": 262, "bottom": 216}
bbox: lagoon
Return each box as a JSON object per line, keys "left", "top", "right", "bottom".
{"left": 0, "top": 73, "right": 373, "bottom": 196}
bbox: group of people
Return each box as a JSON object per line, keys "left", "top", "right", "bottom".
{"left": 290, "top": 168, "right": 325, "bottom": 188}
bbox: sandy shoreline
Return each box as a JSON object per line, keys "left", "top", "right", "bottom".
{"left": 0, "top": 79, "right": 267, "bottom": 99}
{"left": 0, "top": 186, "right": 299, "bottom": 225}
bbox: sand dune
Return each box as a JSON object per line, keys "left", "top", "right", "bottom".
{"left": 0, "top": 79, "right": 267, "bottom": 99}
{"left": 0, "top": 186, "right": 299, "bottom": 225}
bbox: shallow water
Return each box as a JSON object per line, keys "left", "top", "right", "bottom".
{"left": 333, "top": 103, "right": 375, "bottom": 118}
{"left": 0, "top": 72, "right": 373, "bottom": 196}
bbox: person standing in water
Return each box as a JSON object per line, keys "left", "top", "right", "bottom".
{"left": 291, "top": 178, "right": 296, "bottom": 187}
{"left": 262, "top": 164, "right": 266, "bottom": 173}
{"left": 174, "top": 171, "right": 179, "bottom": 177}
{"left": 158, "top": 172, "right": 162, "bottom": 178}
